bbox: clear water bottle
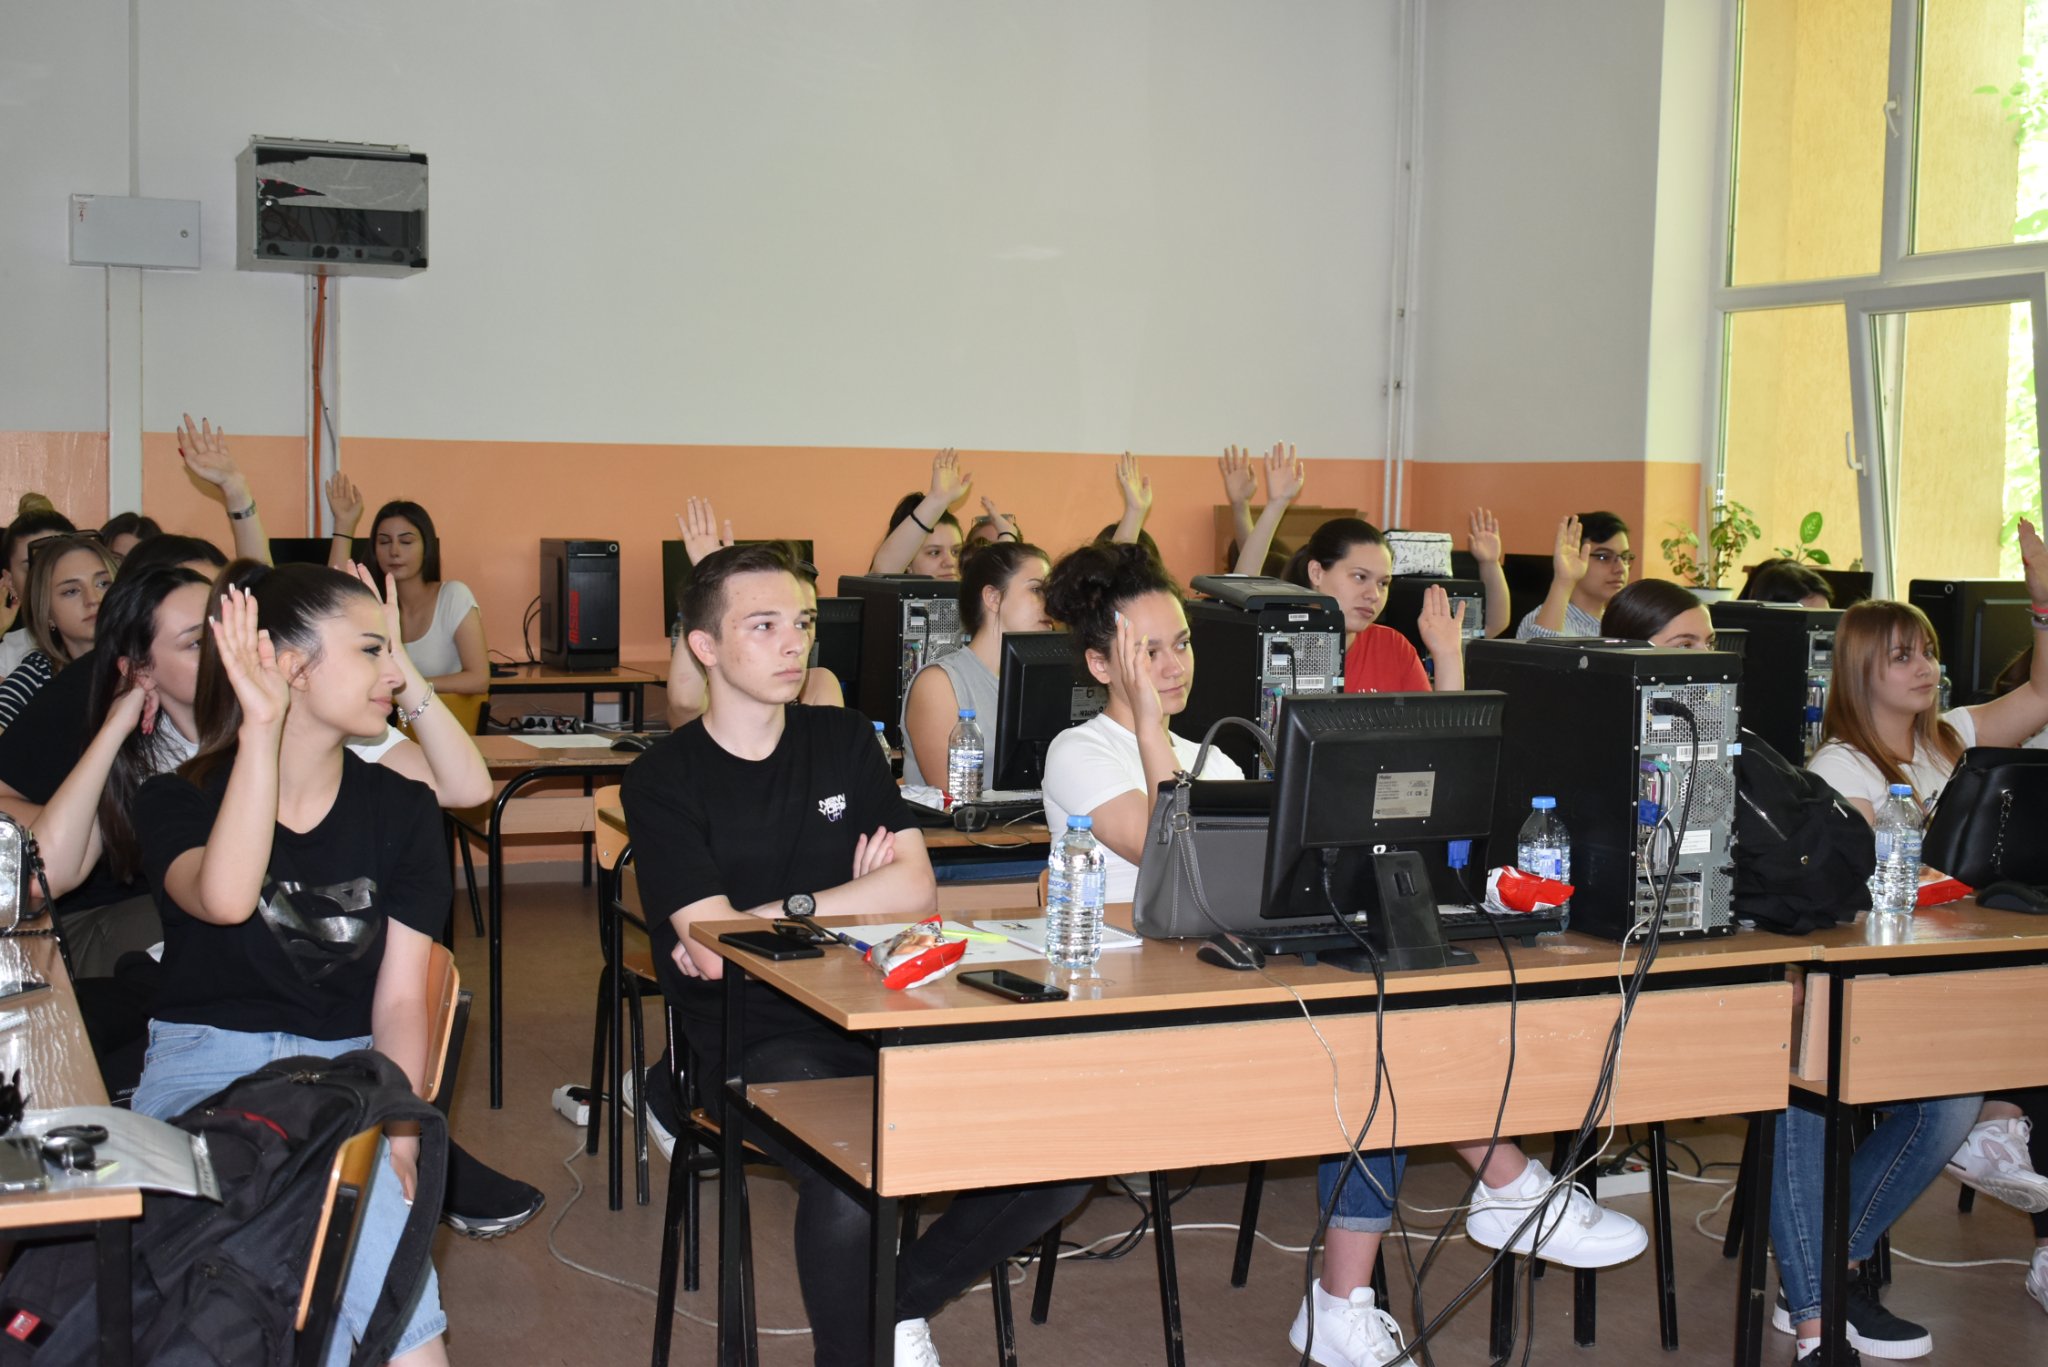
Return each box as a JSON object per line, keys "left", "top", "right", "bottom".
{"left": 1868, "top": 783, "right": 1924, "bottom": 915}
{"left": 1516, "top": 796, "right": 1573, "bottom": 930}
{"left": 945, "top": 708, "right": 985, "bottom": 804}
{"left": 1938, "top": 664, "right": 1953, "bottom": 712}
{"left": 1045, "top": 815, "right": 1107, "bottom": 968}
{"left": 1802, "top": 672, "right": 1829, "bottom": 762}
{"left": 873, "top": 720, "right": 892, "bottom": 764}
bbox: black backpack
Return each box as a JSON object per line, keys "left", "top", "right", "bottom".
{"left": 0, "top": 1049, "right": 446, "bottom": 1367}
{"left": 1731, "top": 728, "right": 1875, "bottom": 933}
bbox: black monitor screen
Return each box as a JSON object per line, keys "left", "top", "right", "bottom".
{"left": 1261, "top": 691, "right": 1505, "bottom": 922}
{"left": 993, "top": 632, "right": 1107, "bottom": 790}
{"left": 661, "top": 539, "right": 815, "bottom": 638}
{"left": 270, "top": 536, "right": 368, "bottom": 568}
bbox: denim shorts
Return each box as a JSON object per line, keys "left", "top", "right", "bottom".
{"left": 132, "top": 1021, "right": 447, "bottom": 1364}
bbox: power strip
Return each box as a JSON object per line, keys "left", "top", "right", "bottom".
{"left": 517, "top": 715, "right": 581, "bottom": 734}
{"left": 553, "top": 1082, "right": 594, "bottom": 1126}
{"left": 1598, "top": 1163, "right": 1653, "bottom": 1199}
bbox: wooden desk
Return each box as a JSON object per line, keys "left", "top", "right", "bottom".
{"left": 464, "top": 736, "right": 647, "bottom": 1107}
{"left": 692, "top": 915, "right": 1805, "bottom": 1366}
{"left": 0, "top": 938, "right": 140, "bottom": 1365}
{"left": 488, "top": 661, "right": 660, "bottom": 729}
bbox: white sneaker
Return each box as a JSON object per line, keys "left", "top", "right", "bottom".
{"left": 617, "top": 1068, "right": 678, "bottom": 1162}
{"left": 2028, "top": 1247, "right": 2048, "bottom": 1315}
{"left": 1287, "top": 1284, "right": 1405, "bottom": 1367}
{"left": 1947, "top": 1117, "right": 2048, "bottom": 1213}
{"left": 894, "top": 1317, "right": 942, "bottom": 1367}
{"left": 1463, "top": 1158, "right": 1649, "bottom": 1269}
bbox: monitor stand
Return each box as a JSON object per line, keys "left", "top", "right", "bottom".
{"left": 1319, "top": 850, "right": 1478, "bottom": 973}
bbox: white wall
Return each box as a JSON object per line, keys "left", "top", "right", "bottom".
{"left": 3, "top": 0, "right": 1403, "bottom": 462}
{"left": 1409, "top": 0, "right": 1672, "bottom": 464}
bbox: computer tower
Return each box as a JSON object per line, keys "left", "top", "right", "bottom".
{"left": 835, "top": 576, "right": 963, "bottom": 744}
{"left": 811, "top": 597, "right": 863, "bottom": 697}
{"left": 1908, "top": 578, "right": 2033, "bottom": 706}
{"left": 1708, "top": 600, "right": 1842, "bottom": 762}
{"left": 1379, "top": 576, "right": 1485, "bottom": 666}
{"left": 1465, "top": 638, "right": 1742, "bottom": 941}
{"left": 1181, "top": 577, "right": 1346, "bottom": 776}
{"left": 539, "top": 539, "right": 620, "bottom": 670}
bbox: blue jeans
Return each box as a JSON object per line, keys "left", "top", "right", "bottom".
{"left": 1769, "top": 1095, "right": 1980, "bottom": 1325}
{"left": 132, "top": 1022, "right": 447, "bottom": 1365}
{"left": 1317, "top": 1150, "right": 1406, "bottom": 1234}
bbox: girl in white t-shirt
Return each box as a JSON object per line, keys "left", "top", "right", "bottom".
{"left": 369, "top": 500, "right": 489, "bottom": 698}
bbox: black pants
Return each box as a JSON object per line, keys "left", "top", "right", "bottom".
{"left": 696, "top": 1027, "right": 1091, "bottom": 1367}
{"left": 1987, "top": 1087, "right": 2048, "bottom": 1238}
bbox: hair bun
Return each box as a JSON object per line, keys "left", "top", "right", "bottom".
{"left": 16, "top": 492, "right": 56, "bottom": 517}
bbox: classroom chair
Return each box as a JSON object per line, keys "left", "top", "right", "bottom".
{"left": 296, "top": 1126, "right": 386, "bottom": 1367}
{"left": 588, "top": 787, "right": 660, "bottom": 1210}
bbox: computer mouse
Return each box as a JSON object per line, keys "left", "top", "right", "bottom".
{"left": 1196, "top": 932, "right": 1265, "bottom": 972}
{"left": 610, "top": 735, "right": 652, "bottom": 753}
{"left": 1977, "top": 881, "right": 2048, "bottom": 914}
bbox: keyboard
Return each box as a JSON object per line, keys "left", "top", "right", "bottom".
{"left": 1238, "top": 906, "right": 1565, "bottom": 958}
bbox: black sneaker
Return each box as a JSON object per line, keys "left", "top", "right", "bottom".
{"left": 1841, "top": 1286, "right": 1930, "bottom": 1360}
{"left": 441, "top": 1142, "right": 545, "bottom": 1240}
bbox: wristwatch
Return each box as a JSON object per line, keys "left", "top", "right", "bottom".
{"left": 782, "top": 894, "right": 816, "bottom": 918}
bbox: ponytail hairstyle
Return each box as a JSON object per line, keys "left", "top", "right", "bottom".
{"left": 1283, "top": 517, "right": 1387, "bottom": 589}
{"left": 958, "top": 540, "right": 1050, "bottom": 636}
{"left": 370, "top": 500, "right": 442, "bottom": 583}
{"left": 1600, "top": 579, "right": 1703, "bottom": 642}
{"left": 24, "top": 534, "right": 119, "bottom": 665}
{"left": 183, "top": 560, "right": 382, "bottom": 788}
{"left": 1820, "top": 599, "right": 1965, "bottom": 799}
{"left": 1043, "top": 541, "right": 1182, "bottom": 666}
{"left": 87, "top": 566, "right": 210, "bottom": 881}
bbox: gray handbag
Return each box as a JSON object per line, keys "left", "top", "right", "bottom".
{"left": 1131, "top": 718, "right": 1275, "bottom": 940}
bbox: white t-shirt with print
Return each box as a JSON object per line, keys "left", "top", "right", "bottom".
{"left": 1042, "top": 713, "right": 1245, "bottom": 902}
{"left": 1807, "top": 707, "right": 1979, "bottom": 810}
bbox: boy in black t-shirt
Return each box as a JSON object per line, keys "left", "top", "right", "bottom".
{"left": 624, "top": 544, "right": 1086, "bottom": 1367}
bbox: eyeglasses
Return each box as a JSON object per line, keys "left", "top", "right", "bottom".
{"left": 1588, "top": 550, "right": 1636, "bottom": 567}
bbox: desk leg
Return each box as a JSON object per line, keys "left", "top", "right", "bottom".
{"left": 97, "top": 1216, "right": 132, "bottom": 1367}
{"left": 486, "top": 775, "right": 524, "bottom": 1110}
{"left": 719, "top": 969, "right": 748, "bottom": 1366}
{"left": 1734, "top": 1110, "right": 1776, "bottom": 1367}
{"left": 868, "top": 1186, "right": 901, "bottom": 1367}
{"left": 1148, "top": 1172, "right": 1187, "bottom": 1367}
{"left": 632, "top": 682, "right": 644, "bottom": 732}
{"left": 1650, "top": 1122, "right": 1678, "bottom": 1350}
{"left": 1818, "top": 979, "right": 1851, "bottom": 1366}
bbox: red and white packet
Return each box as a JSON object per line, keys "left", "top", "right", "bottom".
{"left": 864, "top": 916, "right": 969, "bottom": 990}
{"left": 1485, "top": 866, "right": 1575, "bottom": 917}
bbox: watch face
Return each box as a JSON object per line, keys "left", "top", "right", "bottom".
{"left": 784, "top": 894, "right": 816, "bottom": 917}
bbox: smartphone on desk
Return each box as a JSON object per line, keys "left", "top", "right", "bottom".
{"left": 959, "top": 969, "right": 1067, "bottom": 1003}
{"left": 0, "top": 1137, "right": 48, "bottom": 1193}
{"left": 719, "top": 930, "right": 824, "bottom": 962}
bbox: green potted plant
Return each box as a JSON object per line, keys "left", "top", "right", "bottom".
{"left": 1661, "top": 499, "right": 1761, "bottom": 596}
{"left": 1775, "top": 511, "right": 1832, "bottom": 566}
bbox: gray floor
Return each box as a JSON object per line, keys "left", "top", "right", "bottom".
{"left": 435, "top": 874, "right": 2048, "bottom": 1364}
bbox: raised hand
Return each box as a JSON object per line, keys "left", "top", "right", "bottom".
{"left": 176, "top": 415, "right": 249, "bottom": 504}
{"left": 1263, "top": 442, "right": 1306, "bottom": 504}
{"left": 1552, "top": 513, "right": 1590, "bottom": 587}
{"left": 1110, "top": 609, "right": 1164, "bottom": 729}
{"left": 2019, "top": 518, "right": 2048, "bottom": 606}
{"left": 977, "top": 497, "right": 1018, "bottom": 543}
{"left": 928, "top": 449, "right": 973, "bottom": 508}
{"left": 209, "top": 585, "right": 290, "bottom": 734}
{"left": 325, "top": 472, "right": 364, "bottom": 533}
{"left": 1415, "top": 584, "right": 1468, "bottom": 660}
{"left": 1219, "top": 446, "right": 1258, "bottom": 506}
{"left": 1115, "top": 452, "right": 1154, "bottom": 520}
{"left": 678, "top": 497, "right": 735, "bottom": 565}
{"left": 853, "top": 826, "right": 897, "bottom": 879}
{"left": 1467, "top": 507, "right": 1503, "bottom": 565}
{"left": 345, "top": 562, "right": 421, "bottom": 693}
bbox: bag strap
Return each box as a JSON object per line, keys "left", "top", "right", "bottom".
{"left": 1152, "top": 716, "right": 1275, "bottom": 927}
{"left": 1190, "top": 715, "right": 1275, "bottom": 781}
{"left": 350, "top": 1091, "right": 448, "bottom": 1367}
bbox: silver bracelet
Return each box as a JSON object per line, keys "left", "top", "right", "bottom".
{"left": 397, "top": 682, "right": 436, "bottom": 724}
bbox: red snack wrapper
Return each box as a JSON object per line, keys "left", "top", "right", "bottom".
{"left": 865, "top": 916, "right": 968, "bottom": 990}
{"left": 1915, "top": 876, "right": 1971, "bottom": 909}
{"left": 1485, "top": 866, "right": 1574, "bottom": 915}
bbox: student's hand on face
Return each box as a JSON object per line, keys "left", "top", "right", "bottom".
{"left": 1552, "top": 513, "right": 1590, "bottom": 587}
{"left": 210, "top": 586, "right": 290, "bottom": 735}
{"left": 977, "top": 497, "right": 1018, "bottom": 543}
{"left": 346, "top": 563, "right": 421, "bottom": 692}
{"left": 1219, "top": 446, "right": 1258, "bottom": 507}
{"left": 2019, "top": 518, "right": 2048, "bottom": 606}
{"left": 324, "top": 472, "right": 364, "bottom": 531}
{"left": 678, "top": 497, "right": 735, "bottom": 565}
{"left": 853, "top": 826, "right": 896, "bottom": 879}
{"left": 1263, "top": 442, "right": 1306, "bottom": 504}
{"left": 1415, "top": 585, "right": 1467, "bottom": 661}
{"left": 929, "top": 448, "right": 973, "bottom": 509}
{"left": 1112, "top": 610, "right": 1165, "bottom": 730}
{"left": 1467, "top": 507, "right": 1503, "bottom": 565}
{"left": 176, "top": 415, "right": 248, "bottom": 502}
{"left": 1115, "top": 452, "right": 1153, "bottom": 519}
{"left": 104, "top": 679, "right": 155, "bottom": 740}
{"left": 670, "top": 935, "right": 726, "bottom": 982}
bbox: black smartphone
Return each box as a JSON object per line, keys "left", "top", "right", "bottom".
{"left": 958, "top": 969, "right": 1068, "bottom": 1003}
{"left": 719, "top": 930, "right": 824, "bottom": 962}
{"left": 0, "top": 1136, "right": 48, "bottom": 1193}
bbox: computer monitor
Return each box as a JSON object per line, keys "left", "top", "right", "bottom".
{"left": 1497, "top": 553, "right": 1556, "bottom": 635}
{"left": 1814, "top": 567, "right": 1874, "bottom": 608}
{"left": 992, "top": 632, "right": 1107, "bottom": 790}
{"left": 269, "top": 536, "right": 368, "bottom": 567}
{"left": 811, "top": 597, "right": 862, "bottom": 696}
{"left": 1908, "top": 578, "right": 2033, "bottom": 706}
{"left": 662, "top": 539, "right": 815, "bottom": 639}
{"left": 1259, "top": 691, "right": 1506, "bottom": 968}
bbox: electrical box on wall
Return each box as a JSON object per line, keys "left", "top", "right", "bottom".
{"left": 68, "top": 195, "right": 200, "bottom": 270}
{"left": 235, "top": 136, "right": 427, "bottom": 277}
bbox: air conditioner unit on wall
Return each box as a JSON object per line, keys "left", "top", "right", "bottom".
{"left": 235, "top": 136, "right": 427, "bottom": 277}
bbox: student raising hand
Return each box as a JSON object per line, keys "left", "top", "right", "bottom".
{"left": 209, "top": 586, "right": 289, "bottom": 736}
{"left": 1220, "top": 445, "right": 1259, "bottom": 552}
{"left": 1230, "top": 443, "right": 1306, "bottom": 576}
{"left": 678, "top": 497, "right": 735, "bottom": 565}
{"left": 1109, "top": 608, "right": 1166, "bottom": 730}
{"left": 1415, "top": 584, "right": 1469, "bottom": 691}
{"left": 1111, "top": 452, "right": 1154, "bottom": 544}
{"left": 323, "top": 473, "right": 365, "bottom": 569}
{"left": 177, "top": 415, "right": 271, "bottom": 565}
{"left": 1551, "top": 513, "right": 1590, "bottom": 586}
{"left": 1467, "top": 506, "right": 1511, "bottom": 638}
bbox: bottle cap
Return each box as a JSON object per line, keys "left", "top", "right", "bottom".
{"left": 1067, "top": 815, "right": 1093, "bottom": 830}
{"left": 1530, "top": 796, "right": 1557, "bottom": 811}
{"left": 1887, "top": 783, "right": 1914, "bottom": 797}
{"left": 873, "top": 721, "right": 885, "bottom": 731}
{"left": 959, "top": 708, "right": 976, "bottom": 720}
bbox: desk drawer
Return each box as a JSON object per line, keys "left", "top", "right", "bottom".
{"left": 872, "top": 981, "right": 1790, "bottom": 1196}
{"left": 1836, "top": 965, "right": 2048, "bottom": 1105}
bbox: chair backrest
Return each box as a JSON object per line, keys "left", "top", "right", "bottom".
{"left": 294, "top": 1124, "right": 384, "bottom": 1356}
{"left": 1036, "top": 867, "right": 1050, "bottom": 908}
{"left": 594, "top": 782, "right": 628, "bottom": 873}
{"left": 420, "top": 942, "right": 460, "bottom": 1105}
{"left": 437, "top": 691, "right": 490, "bottom": 736}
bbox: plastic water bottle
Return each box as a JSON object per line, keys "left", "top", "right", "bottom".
{"left": 945, "top": 708, "right": 985, "bottom": 804}
{"left": 1802, "top": 672, "right": 1829, "bottom": 762}
{"left": 1045, "top": 815, "right": 1107, "bottom": 968}
{"left": 873, "top": 720, "right": 892, "bottom": 764}
{"left": 1516, "top": 796, "right": 1573, "bottom": 930}
{"left": 1868, "top": 784, "right": 1924, "bottom": 915}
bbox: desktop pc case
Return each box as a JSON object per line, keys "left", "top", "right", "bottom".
{"left": 1707, "top": 600, "right": 1841, "bottom": 763}
{"left": 836, "top": 576, "right": 963, "bottom": 745}
{"left": 539, "top": 538, "right": 620, "bottom": 670}
{"left": 1180, "top": 577, "right": 1346, "bottom": 776}
{"left": 1908, "top": 578, "right": 2033, "bottom": 706}
{"left": 1464, "top": 639, "right": 1742, "bottom": 941}
{"left": 1379, "top": 575, "right": 1485, "bottom": 661}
